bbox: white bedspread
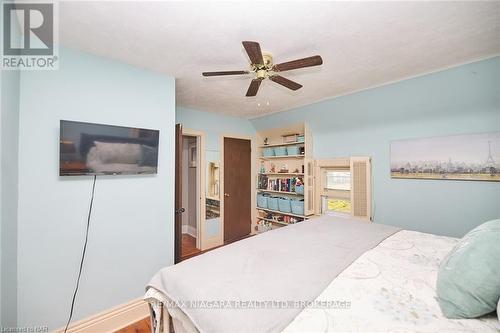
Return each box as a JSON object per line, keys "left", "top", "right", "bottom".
{"left": 283, "top": 230, "right": 500, "bottom": 333}
{"left": 147, "top": 216, "right": 399, "bottom": 333}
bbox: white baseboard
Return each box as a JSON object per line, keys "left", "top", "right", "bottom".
{"left": 182, "top": 225, "right": 197, "bottom": 238}
{"left": 54, "top": 298, "right": 149, "bottom": 333}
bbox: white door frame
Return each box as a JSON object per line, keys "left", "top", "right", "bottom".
{"left": 182, "top": 128, "right": 206, "bottom": 250}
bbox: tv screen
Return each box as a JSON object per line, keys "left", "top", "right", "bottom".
{"left": 59, "top": 120, "right": 159, "bottom": 176}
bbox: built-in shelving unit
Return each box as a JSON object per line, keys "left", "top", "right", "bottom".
{"left": 255, "top": 123, "right": 314, "bottom": 232}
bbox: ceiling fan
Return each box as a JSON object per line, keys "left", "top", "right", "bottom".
{"left": 202, "top": 41, "right": 323, "bottom": 97}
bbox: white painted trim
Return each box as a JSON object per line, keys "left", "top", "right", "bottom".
{"left": 54, "top": 298, "right": 149, "bottom": 333}
{"left": 247, "top": 53, "right": 500, "bottom": 120}
{"left": 204, "top": 235, "right": 222, "bottom": 250}
{"left": 182, "top": 128, "right": 206, "bottom": 250}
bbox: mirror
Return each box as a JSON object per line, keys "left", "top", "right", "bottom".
{"left": 188, "top": 143, "right": 197, "bottom": 167}
{"left": 206, "top": 154, "right": 220, "bottom": 221}
{"left": 207, "top": 161, "right": 220, "bottom": 200}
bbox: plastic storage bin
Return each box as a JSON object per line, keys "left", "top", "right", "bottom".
{"left": 287, "top": 145, "right": 300, "bottom": 155}
{"left": 278, "top": 197, "right": 292, "bottom": 213}
{"left": 267, "top": 197, "right": 279, "bottom": 210}
{"left": 295, "top": 184, "right": 304, "bottom": 195}
{"left": 263, "top": 147, "right": 275, "bottom": 157}
{"left": 257, "top": 194, "right": 268, "bottom": 208}
{"left": 274, "top": 147, "right": 287, "bottom": 156}
{"left": 291, "top": 199, "right": 304, "bottom": 215}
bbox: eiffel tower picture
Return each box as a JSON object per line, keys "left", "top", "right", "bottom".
{"left": 485, "top": 140, "right": 495, "bottom": 167}
{"left": 391, "top": 132, "right": 500, "bottom": 182}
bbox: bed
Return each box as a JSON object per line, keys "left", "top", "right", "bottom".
{"left": 145, "top": 215, "right": 499, "bottom": 333}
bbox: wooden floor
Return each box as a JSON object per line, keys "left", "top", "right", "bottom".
{"left": 181, "top": 233, "right": 200, "bottom": 260}
{"left": 180, "top": 232, "right": 254, "bottom": 261}
{"left": 115, "top": 317, "right": 150, "bottom": 333}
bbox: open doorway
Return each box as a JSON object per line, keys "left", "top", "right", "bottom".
{"left": 175, "top": 126, "right": 207, "bottom": 263}
{"left": 181, "top": 135, "right": 201, "bottom": 259}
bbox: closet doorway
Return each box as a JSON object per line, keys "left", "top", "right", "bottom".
{"left": 175, "top": 126, "right": 206, "bottom": 263}
{"left": 181, "top": 134, "right": 200, "bottom": 258}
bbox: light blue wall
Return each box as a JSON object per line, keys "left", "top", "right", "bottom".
{"left": 176, "top": 106, "right": 255, "bottom": 237}
{"left": 16, "top": 47, "right": 175, "bottom": 330}
{"left": 176, "top": 106, "right": 255, "bottom": 151}
{"left": 0, "top": 7, "right": 20, "bottom": 327}
{"left": 251, "top": 57, "right": 500, "bottom": 237}
{"left": 0, "top": 68, "right": 20, "bottom": 328}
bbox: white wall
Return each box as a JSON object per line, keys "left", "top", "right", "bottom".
{"left": 16, "top": 47, "right": 175, "bottom": 330}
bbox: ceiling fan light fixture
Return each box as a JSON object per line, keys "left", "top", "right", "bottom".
{"left": 202, "top": 41, "right": 323, "bottom": 97}
{"left": 256, "top": 69, "right": 267, "bottom": 79}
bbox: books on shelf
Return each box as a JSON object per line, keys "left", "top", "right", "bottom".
{"left": 258, "top": 174, "right": 303, "bottom": 193}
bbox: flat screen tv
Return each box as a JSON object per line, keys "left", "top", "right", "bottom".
{"left": 60, "top": 120, "right": 159, "bottom": 176}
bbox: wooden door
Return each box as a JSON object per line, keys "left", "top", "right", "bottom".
{"left": 174, "top": 124, "right": 184, "bottom": 263}
{"left": 223, "top": 137, "right": 252, "bottom": 243}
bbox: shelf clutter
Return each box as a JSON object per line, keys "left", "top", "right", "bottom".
{"left": 257, "top": 208, "right": 305, "bottom": 230}
{"left": 258, "top": 174, "right": 304, "bottom": 194}
{"left": 255, "top": 123, "right": 313, "bottom": 233}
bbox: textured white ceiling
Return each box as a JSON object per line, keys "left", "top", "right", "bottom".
{"left": 57, "top": 1, "right": 500, "bottom": 118}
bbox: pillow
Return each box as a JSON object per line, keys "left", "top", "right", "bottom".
{"left": 436, "top": 219, "right": 500, "bottom": 319}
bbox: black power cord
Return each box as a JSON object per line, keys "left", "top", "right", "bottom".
{"left": 64, "top": 175, "right": 97, "bottom": 333}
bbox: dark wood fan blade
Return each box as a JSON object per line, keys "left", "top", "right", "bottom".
{"left": 269, "top": 75, "right": 302, "bottom": 91}
{"left": 246, "top": 78, "right": 264, "bottom": 97}
{"left": 242, "top": 41, "right": 264, "bottom": 65}
{"left": 273, "top": 55, "right": 323, "bottom": 72}
{"left": 202, "top": 70, "right": 249, "bottom": 77}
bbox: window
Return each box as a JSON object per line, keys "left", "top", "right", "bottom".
{"left": 322, "top": 169, "right": 351, "bottom": 214}
{"left": 326, "top": 171, "right": 351, "bottom": 190}
{"left": 315, "top": 158, "right": 371, "bottom": 219}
